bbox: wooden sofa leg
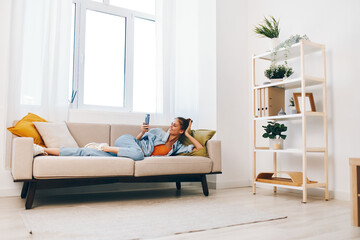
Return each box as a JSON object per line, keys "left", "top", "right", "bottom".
{"left": 21, "top": 182, "right": 29, "bottom": 199}
{"left": 176, "top": 181, "right": 181, "bottom": 190}
{"left": 25, "top": 182, "right": 37, "bottom": 210}
{"left": 201, "top": 175, "right": 209, "bottom": 196}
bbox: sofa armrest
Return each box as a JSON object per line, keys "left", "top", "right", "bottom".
{"left": 11, "top": 137, "right": 34, "bottom": 181}
{"left": 207, "top": 140, "right": 221, "bottom": 173}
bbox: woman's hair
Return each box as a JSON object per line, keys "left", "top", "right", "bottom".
{"left": 176, "top": 117, "right": 190, "bottom": 131}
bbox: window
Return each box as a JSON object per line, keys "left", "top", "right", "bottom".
{"left": 110, "top": 0, "right": 155, "bottom": 15}
{"left": 71, "top": 0, "right": 158, "bottom": 112}
{"left": 133, "top": 17, "right": 156, "bottom": 112}
{"left": 69, "top": 3, "right": 76, "bottom": 103}
{"left": 84, "top": 10, "right": 126, "bottom": 107}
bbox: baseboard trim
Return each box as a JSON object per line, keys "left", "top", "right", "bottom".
{"left": 209, "top": 179, "right": 251, "bottom": 189}
{"left": 0, "top": 187, "right": 21, "bottom": 197}
{"left": 0, "top": 169, "right": 22, "bottom": 197}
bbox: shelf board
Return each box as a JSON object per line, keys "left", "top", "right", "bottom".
{"left": 254, "top": 114, "right": 302, "bottom": 121}
{"left": 306, "top": 148, "right": 326, "bottom": 153}
{"left": 254, "top": 148, "right": 326, "bottom": 153}
{"left": 254, "top": 181, "right": 326, "bottom": 190}
{"left": 253, "top": 76, "right": 324, "bottom": 90}
{"left": 305, "top": 112, "right": 326, "bottom": 117}
{"left": 254, "top": 112, "right": 325, "bottom": 121}
{"left": 253, "top": 40, "right": 324, "bottom": 61}
{"left": 254, "top": 148, "right": 302, "bottom": 153}
{"left": 306, "top": 182, "right": 327, "bottom": 188}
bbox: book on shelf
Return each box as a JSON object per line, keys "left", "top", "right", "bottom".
{"left": 256, "top": 87, "right": 284, "bottom": 117}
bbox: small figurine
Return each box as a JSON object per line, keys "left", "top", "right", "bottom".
{"left": 278, "top": 108, "right": 286, "bottom": 115}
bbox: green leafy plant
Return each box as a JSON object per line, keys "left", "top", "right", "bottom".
{"left": 271, "top": 34, "right": 309, "bottom": 65}
{"left": 289, "top": 97, "right": 295, "bottom": 107}
{"left": 264, "top": 64, "right": 293, "bottom": 79}
{"left": 262, "top": 121, "right": 287, "bottom": 140}
{"left": 273, "top": 34, "right": 309, "bottom": 53}
{"left": 254, "top": 16, "right": 280, "bottom": 39}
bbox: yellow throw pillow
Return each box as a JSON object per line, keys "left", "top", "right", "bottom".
{"left": 178, "top": 129, "right": 216, "bottom": 157}
{"left": 179, "top": 146, "right": 209, "bottom": 157}
{"left": 7, "top": 113, "right": 47, "bottom": 147}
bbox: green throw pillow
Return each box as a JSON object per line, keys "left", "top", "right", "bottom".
{"left": 178, "top": 129, "right": 216, "bottom": 157}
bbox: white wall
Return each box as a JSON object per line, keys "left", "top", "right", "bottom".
{"left": 216, "top": 0, "right": 360, "bottom": 198}
{"left": 198, "top": 0, "right": 217, "bottom": 130}
{"left": 247, "top": 0, "right": 360, "bottom": 199}
{"left": 216, "top": 0, "right": 251, "bottom": 188}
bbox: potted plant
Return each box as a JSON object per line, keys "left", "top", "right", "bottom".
{"left": 262, "top": 121, "right": 287, "bottom": 149}
{"left": 264, "top": 64, "right": 293, "bottom": 82}
{"left": 254, "top": 16, "right": 280, "bottom": 50}
{"left": 289, "top": 97, "right": 297, "bottom": 114}
{"left": 270, "top": 34, "right": 310, "bottom": 67}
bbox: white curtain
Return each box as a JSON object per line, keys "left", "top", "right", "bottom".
{"left": 5, "top": 0, "right": 72, "bottom": 167}
{"left": 173, "top": 0, "right": 200, "bottom": 127}
{"left": 156, "top": 0, "right": 175, "bottom": 123}
{"left": 159, "top": 0, "right": 201, "bottom": 128}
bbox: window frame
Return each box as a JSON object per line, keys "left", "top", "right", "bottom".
{"left": 72, "top": 0, "right": 156, "bottom": 112}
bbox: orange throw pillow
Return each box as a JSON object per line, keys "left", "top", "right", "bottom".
{"left": 7, "top": 113, "right": 47, "bottom": 147}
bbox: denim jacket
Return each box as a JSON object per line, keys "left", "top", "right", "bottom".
{"left": 139, "top": 128, "right": 194, "bottom": 157}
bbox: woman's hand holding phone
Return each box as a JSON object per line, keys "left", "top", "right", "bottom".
{"left": 141, "top": 122, "right": 149, "bottom": 133}
{"left": 140, "top": 114, "right": 150, "bottom": 134}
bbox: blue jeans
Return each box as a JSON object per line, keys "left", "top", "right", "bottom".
{"left": 59, "top": 135, "right": 144, "bottom": 161}
{"left": 114, "top": 134, "right": 144, "bottom": 160}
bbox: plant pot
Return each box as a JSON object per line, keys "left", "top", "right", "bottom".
{"left": 269, "top": 78, "right": 283, "bottom": 83}
{"left": 269, "top": 38, "right": 280, "bottom": 51}
{"left": 269, "top": 138, "right": 284, "bottom": 150}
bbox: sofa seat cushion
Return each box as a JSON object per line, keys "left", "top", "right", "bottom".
{"left": 33, "top": 156, "right": 134, "bottom": 179}
{"left": 134, "top": 156, "right": 212, "bottom": 177}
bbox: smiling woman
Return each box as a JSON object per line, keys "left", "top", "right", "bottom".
{"left": 35, "top": 117, "right": 203, "bottom": 161}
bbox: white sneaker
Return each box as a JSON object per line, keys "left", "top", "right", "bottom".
{"left": 84, "top": 142, "right": 109, "bottom": 150}
{"left": 33, "top": 144, "right": 46, "bottom": 157}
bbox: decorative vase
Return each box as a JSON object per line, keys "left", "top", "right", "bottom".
{"left": 269, "top": 138, "right": 284, "bottom": 150}
{"left": 269, "top": 38, "right": 280, "bottom": 51}
{"left": 289, "top": 106, "right": 298, "bottom": 114}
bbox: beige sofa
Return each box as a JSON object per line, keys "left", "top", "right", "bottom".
{"left": 10, "top": 122, "right": 222, "bottom": 209}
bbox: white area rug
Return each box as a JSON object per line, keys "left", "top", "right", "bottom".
{"left": 21, "top": 195, "right": 286, "bottom": 240}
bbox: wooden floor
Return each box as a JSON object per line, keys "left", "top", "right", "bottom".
{"left": 1, "top": 186, "right": 359, "bottom": 240}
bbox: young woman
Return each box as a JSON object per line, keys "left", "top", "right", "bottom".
{"left": 33, "top": 117, "right": 203, "bottom": 161}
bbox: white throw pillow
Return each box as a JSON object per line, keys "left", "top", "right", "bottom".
{"left": 33, "top": 122, "right": 79, "bottom": 148}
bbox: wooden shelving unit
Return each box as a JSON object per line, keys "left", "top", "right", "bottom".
{"left": 251, "top": 39, "right": 329, "bottom": 203}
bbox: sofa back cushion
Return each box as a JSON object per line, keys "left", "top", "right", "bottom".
{"left": 110, "top": 124, "right": 168, "bottom": 146}
{"left": 34, "top": 122, "right": 79, "bottom": 148}
{"left": 66, "top": 122, "right": 110, "bottom": 147}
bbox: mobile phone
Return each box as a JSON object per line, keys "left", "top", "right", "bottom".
{"left": 145, "top": 114, "right": 150, "bottom": 125}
